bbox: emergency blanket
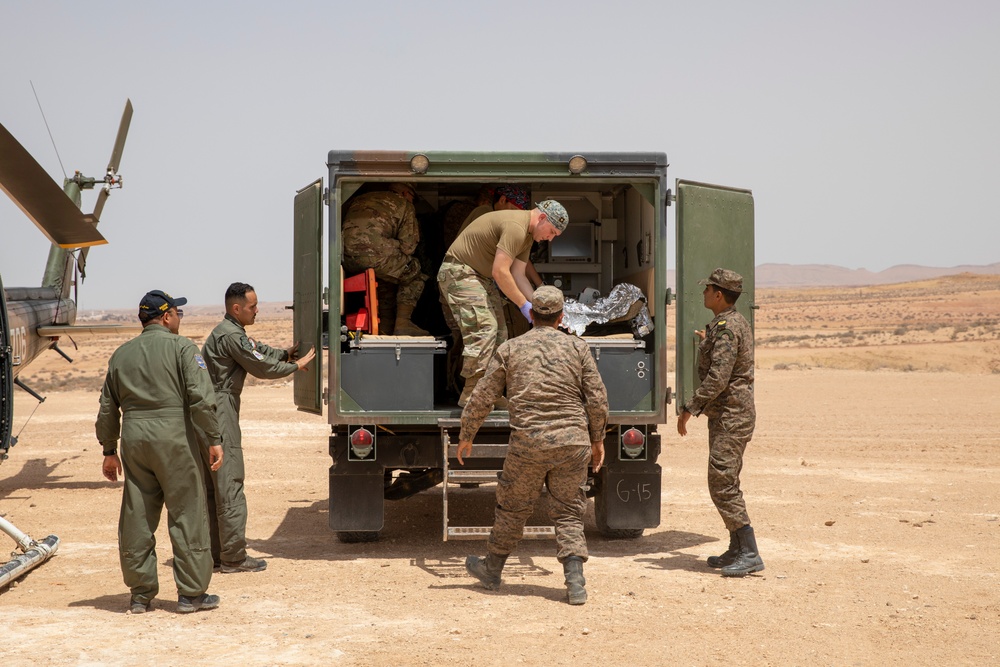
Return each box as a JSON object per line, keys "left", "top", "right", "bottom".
{"left": 561, "top": 283, "right": 654, "bottom": 337}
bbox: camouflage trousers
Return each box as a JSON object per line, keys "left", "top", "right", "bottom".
{"left": 707, "top": 415, "right": 754, "bottom": 531}
{"left": 343, "top": 240, "right": 426, "bottom": 308}
{"left": 437, "top": 260, "right": 507, "bottom": 379}
{"left": 488, "top": 444, "right": 591, "bottom": 562}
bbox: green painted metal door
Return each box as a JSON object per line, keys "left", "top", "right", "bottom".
{"left": 674, "top": 180, "right": 755, "bottom": 412}
{"left": 293, "top": 179, "right": 323, "bottom": 415}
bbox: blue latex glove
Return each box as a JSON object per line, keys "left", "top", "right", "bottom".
{"left": 519, "top": 301, "right": 533, "bottom": 322}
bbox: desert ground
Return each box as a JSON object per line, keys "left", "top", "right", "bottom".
{"left": 2, "top": 274, "right": 998, "bottom": 666}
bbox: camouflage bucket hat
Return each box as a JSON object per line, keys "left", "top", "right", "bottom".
{"left": 495, "top": 184, "right": 530, "bottom": 210}
{"left": 535, "top": 199, "right": 569, "bottom": 232}
{"left": 532, "top": 285, "right": 564, "bottom": 315}
{"left": 699, "top": 268, "right": 743, "bottom": 293}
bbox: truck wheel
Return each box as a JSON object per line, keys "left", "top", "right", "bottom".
{"left": 337, "top": 531, "right": 381, "bottom": 543}
{"left": 599, "top": 526, "right": 645, "bottom": 540}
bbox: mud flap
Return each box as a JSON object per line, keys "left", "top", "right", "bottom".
{"left": 594, "top": 464, "right": 662, "bottom": 530}
{"left": 328, "top": 470, "right": 385, "bottom": 532}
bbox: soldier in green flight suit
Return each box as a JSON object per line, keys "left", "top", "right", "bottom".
{"left": 201, "top": 282, "right": 315, "bottom": 573}
{"left": 97, "top": 290, "right": 224, "bottom": 614}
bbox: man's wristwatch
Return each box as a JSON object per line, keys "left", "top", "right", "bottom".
{"left": 103, "top": 449, "right": 117, "bottom": 456}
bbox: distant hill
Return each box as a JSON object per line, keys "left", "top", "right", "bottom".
{"left": 664, "top": 262, "right": 1000, "bottom": 289}
{"left": 755, "top": 262, "right": 1000, "bottom": 287}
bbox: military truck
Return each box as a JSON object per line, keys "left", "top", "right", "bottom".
{"left": 291, "top": 152, "right": 754, "bottom": 543}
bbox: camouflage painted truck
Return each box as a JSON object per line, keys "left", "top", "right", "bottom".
{"left": 291, "top": 152, "right": 754, "bottom": 543}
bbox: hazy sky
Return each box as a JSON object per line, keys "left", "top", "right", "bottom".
{"left": 2, "top": 1, "right": 998, "bottom": 309}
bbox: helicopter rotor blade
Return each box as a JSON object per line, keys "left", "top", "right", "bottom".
{"left": 107, "top": 99, "right": 132, "bottom": 174}
{"left": 92, "top": 188, "right": 109, "bottom": 222}
{"left": 0, "top": 122, "right": 106, "bottom": 248}
{"left": 93, "top": 99, "right": 131, "bottom": 221}
{"left": 81, "top": 99, "right": 133, "bottom": 280}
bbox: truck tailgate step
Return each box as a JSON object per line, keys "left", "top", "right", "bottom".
{"left": 447, "top": 525, "right": 555, "bottom": 540}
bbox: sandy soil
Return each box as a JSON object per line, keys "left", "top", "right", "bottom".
{"left": 2, "top": 276, "right": 999, "bottom": 666}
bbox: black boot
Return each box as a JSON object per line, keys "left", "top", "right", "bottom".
{"left": 563, "top": 556, "right": 587, "bottom": 605}
{"left": 465, "top": 552, "right": 508, "bottom": 590}
{"left": 707, "top": 531, "right": 739, "bottom": 568}
{"left": 721, "top": 525, "right": 765, "bottom": 577}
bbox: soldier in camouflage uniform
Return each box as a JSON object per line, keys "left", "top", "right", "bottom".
{"left": 457, "top": 286, "right": 609, "bottom": 605}
{"left": 439, "top": 185, "right": 540, "bottom": 396}
{"left": 342, "top": 182, "right": 428, "bottom": 335}
{"left": 201, "top": 283, "right": 315, "bottom": 574}
{"left": 677, "top": 268, "right": 764, "bottom": 577}
{"left": 438, "top": 199, "right": 569, "bottom": 407}
{"left": 97, "top": 290, "right": 223, "bottom": 614}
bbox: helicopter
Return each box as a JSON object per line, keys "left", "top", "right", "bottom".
{"left": 0, "top": 99, "right": 136, "bottom": 588}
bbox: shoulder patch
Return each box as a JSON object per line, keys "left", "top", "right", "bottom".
{"left": 194, "top": 353, "right": 208, "bottom": 370}
{"left": 240, "top": 336, "right": 255, "bottom": 351}
{"left": 252, "top": 350, "right": 265, "bottom": 360}
{"left": 717, "top": 320, "right": 727, "bottom": 327}
{"left": 717, "top": 329, "right": 735, "bottom": 341}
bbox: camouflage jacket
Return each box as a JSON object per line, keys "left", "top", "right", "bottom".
{"left": 460, "top": 326, "right": 609, "bottom": 453}
{"left": 342, "top": 191, "right": 419, "bottom": 258}
{"left": 683, "top": 306, "right": 755, "bottom": 422}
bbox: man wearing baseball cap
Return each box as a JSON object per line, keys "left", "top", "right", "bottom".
{"left": 457, "top": 286, "right": 609, "bottom": 604}
{"left": 676, "top": 268, "right": 764, "bottom": 577}
{"left": 97, "top": 289, "right": 224, "bottom": 613}
{"left": 438, "top": 199, "right": 569, "bottom": 407}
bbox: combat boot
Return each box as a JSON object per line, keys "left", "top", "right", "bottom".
{"left": 721, "top": 525, "right": 765, "bottom": 577}
{"left": 221, "top": 555, "right": 267, "bottom": 573}
{"left": 465, "top": 552, "right": 508, "bottom": 590}
{"left": 176, "top": 593, "right": 220, "bottom": 613}
{"left": 458, "top": 372, "right": 484, "bottom": 407}
{"left": 393, "top": 304, "right": 430, "bottom": 336}
{"left": 707, "top": 531, "right": 739, "bottom": 568}
{"left": 563, "top": 556, "right": 587, "bottom": 605}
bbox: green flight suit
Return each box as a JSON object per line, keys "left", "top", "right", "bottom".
{"left": 201, "top": 314, "right": 297, "bottom": 564}
{"left": 96, "top": 323, "right": 221, "bottom": 602}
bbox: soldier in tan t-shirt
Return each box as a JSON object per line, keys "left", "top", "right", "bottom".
{"left": 437, "top": 199, "right": 570, "bottom": 407}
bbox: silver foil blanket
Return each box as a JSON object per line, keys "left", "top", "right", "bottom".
{"left": 560, "top": 283, "right": 654, "bottom": 337}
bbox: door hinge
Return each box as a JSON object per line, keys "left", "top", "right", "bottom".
{"left": 666, "top": 288, "right": 673, "bottom": 306}
{"left": 322, "top": 287, "right": 329, "bottom": 306}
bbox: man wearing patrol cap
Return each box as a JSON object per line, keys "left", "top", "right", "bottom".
{"left": 439, "top": 199, "right": 569, "bottom": 407}
{"left": 677, "top": 268, "right": 764, "bottom": 577}
{"left": 97, "top": 289, "right": 224, "bottom": 614}
{"left": 457, "top": 286, "right": 609, "bottom": 605}
{"left": 342, "top": 182, "right": 429, "bottom": 336}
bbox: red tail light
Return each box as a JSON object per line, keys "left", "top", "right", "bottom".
{"left": 351, "top": 428, "right": 374, "bottom": 447}
{"left": 622, "top": 428, "right": 645, "bottom": 448}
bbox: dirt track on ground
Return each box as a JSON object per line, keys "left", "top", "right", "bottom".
{"left": 2, "top": 278, "right": 999, "bottom": 665}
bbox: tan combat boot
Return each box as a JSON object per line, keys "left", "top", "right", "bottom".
{"left": 393, "top": 304, "right": 430, "bottom": 336}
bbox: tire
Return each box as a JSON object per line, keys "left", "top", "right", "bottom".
{"left": 336, "top": 531, "right": 381, "bottom": 544}
{"left": 599, "top": 526, "right": 645, "bottom": 540}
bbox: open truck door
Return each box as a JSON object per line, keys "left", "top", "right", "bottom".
{"left": 675, "top": 180, "right": 755, "bottom": 411}
{"left": 293, "top": 179, "right": 324, "bottom": 415}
